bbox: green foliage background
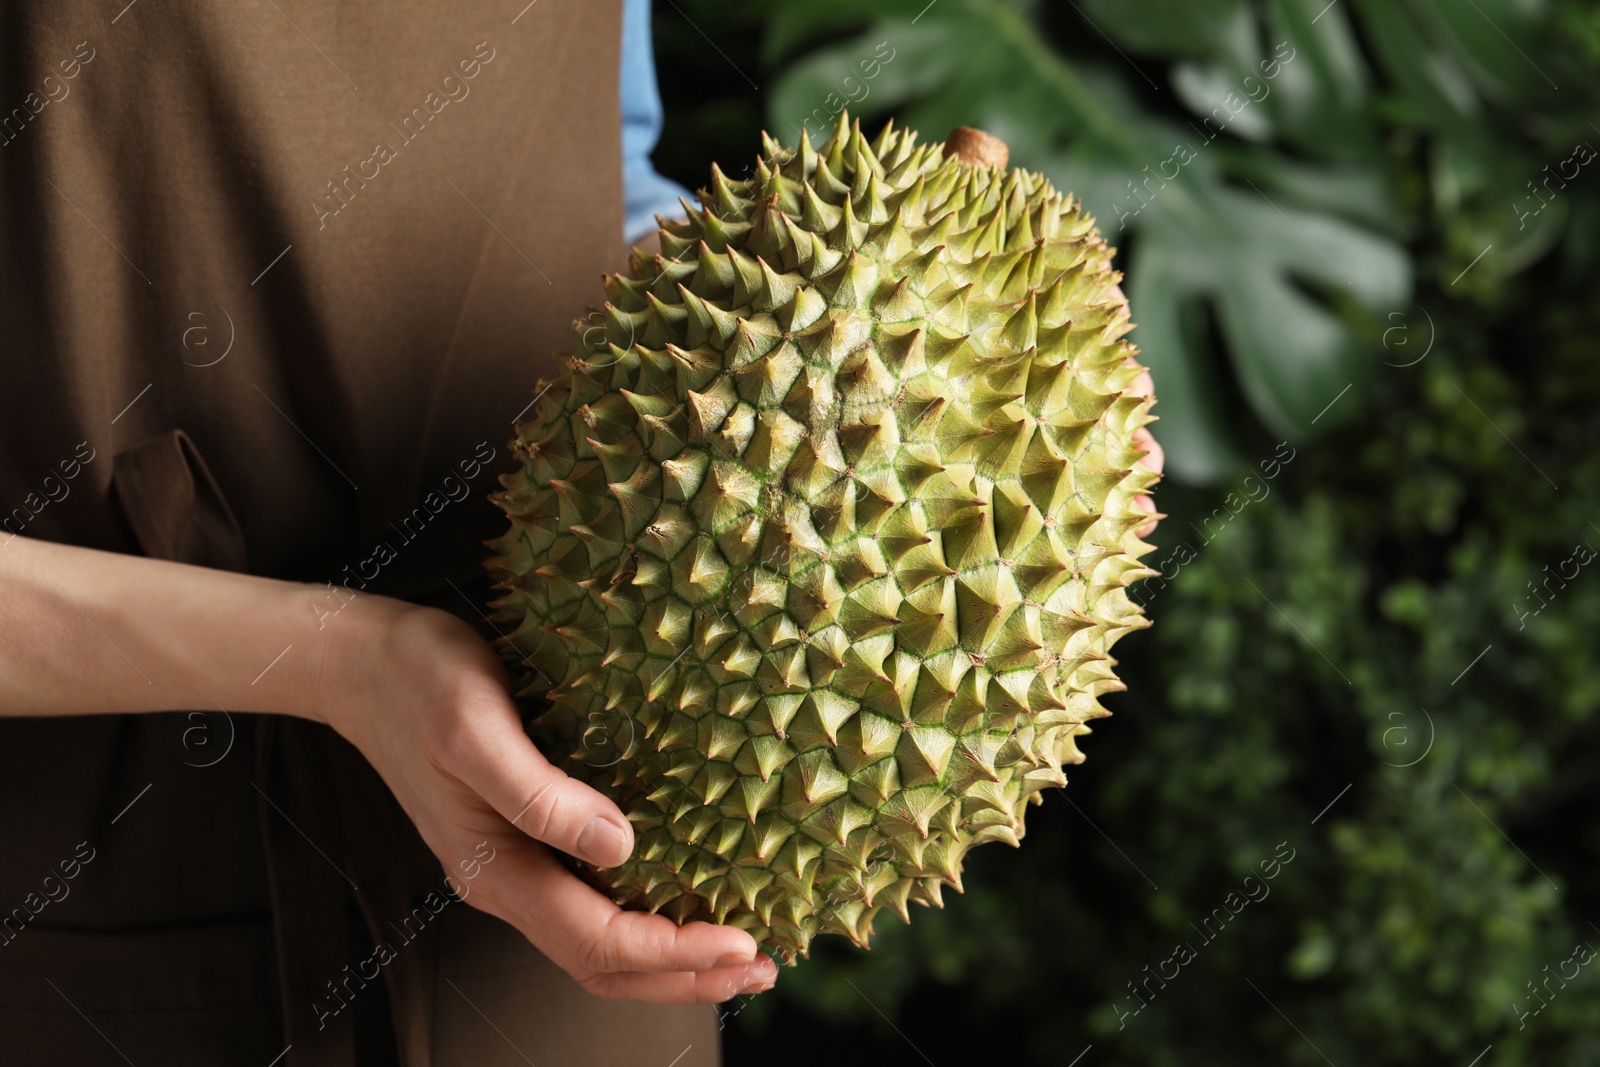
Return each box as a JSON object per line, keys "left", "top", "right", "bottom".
{"left": 653, "top": 1, "right": 1600, "bottom": 1061}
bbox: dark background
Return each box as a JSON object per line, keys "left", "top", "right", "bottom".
{"left": 650, "top": 2, "right": 1600, "bottom": 1063}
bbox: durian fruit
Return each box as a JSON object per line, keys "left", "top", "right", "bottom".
{"left": 487, "top": 113, "right": 1158, "bottom": 961}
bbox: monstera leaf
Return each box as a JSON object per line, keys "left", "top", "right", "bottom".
{"left": 765, "top": 0, "right": 1414, "bottom": 481}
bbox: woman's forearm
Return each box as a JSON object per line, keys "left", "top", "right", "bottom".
{"left": 0, "top": 534, "right": 381, "bottom": 721}
{"left": 0, "top": 509, "right": 783, "bottom": 1000}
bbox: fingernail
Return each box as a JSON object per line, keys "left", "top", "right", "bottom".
{"left": 716, "top": 948, "right": 757, "bottom": 967}
{"left": 740, "top": 956, "right": 777, "bottom": 992}
{"left": 576, "top": 817, "right": 629, "bottom": 867}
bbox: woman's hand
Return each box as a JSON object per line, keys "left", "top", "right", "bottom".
{"left": 319, "top": 601, "right": 778, "bottom": 1003}
{"left": 0, "top": 535, "right": 775, "bottom": 1002}
{"left": 1130, "top": 365, "right": 1164, "bottom": 538}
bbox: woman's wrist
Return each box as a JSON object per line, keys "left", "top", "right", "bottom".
{"left": 295, "top": 584, "right": 416, "bottom": 739}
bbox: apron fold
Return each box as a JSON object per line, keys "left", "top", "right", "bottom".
{"left": 111, "top": 428, "right": 248, "bottom": 572}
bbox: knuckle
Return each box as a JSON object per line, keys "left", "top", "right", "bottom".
{"left": 431, "top": 705, "right": 490, "bottom": 775}
{"left": 579, "top": 911, "right": 671, "bottom": 975}
{"left": 516, "top": 782, "right": 562, "bottom": 841}
{"left": 574, "top": 925, "right": 619, "bottom": 974}
{"left": 433, "top": 726, "right": 475, "bottom": 776}
{"left": 645, "top": 923, "right": 681, "bottom": 964}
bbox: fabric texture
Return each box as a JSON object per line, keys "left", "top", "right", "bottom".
{"left": 0, "top": 2, "right": 716, "bottom": 1064}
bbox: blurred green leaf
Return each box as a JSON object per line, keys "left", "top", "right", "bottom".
{"left": 1078, "top": 0, "right": 1251, "bottom": 61}
{"left": 1416, "top": 0, "right": 1564, "bottom": 97}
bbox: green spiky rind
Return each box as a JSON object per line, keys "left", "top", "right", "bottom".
{"left": 486, "top": 112, "right": 1158, "bottom": 961}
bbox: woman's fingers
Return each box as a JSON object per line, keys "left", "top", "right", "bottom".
{"left": 1133, "top": 425, "right": 1164, "bottom": 473}
{"left": 440, "top": 690, "right": 634, "bottom": 868}
{"left": 576, "top": 906, "right": 763, "bottom": 976}
{"left": 1133, "top": 426, "right": 1164, "bottom": 474}
{"left": 463, "top": 841, "right": 769, "bottom": 1001}
{"left": 1132, "top": 426, "right": 1164, "bottom": 537}
{"left": 577, "top": 959, "right": 779, "bottom": 1003}
{"left": 502, "top": 844, "right": 759, "bottom": 973}
{"left": 1122, "top": 360, "right": 1162, "bottom": 537}
{"left": 350, "top": 608, "right": 775, "bottom": 1004}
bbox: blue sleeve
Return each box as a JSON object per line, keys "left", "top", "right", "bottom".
{"left": 621, "top": 0, "right": 695, "bottom": 245}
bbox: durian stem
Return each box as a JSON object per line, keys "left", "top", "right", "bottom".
{"left": 945, "top": 127, "right": 1010, "bottom": 169}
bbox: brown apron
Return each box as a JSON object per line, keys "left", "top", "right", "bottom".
{"left": 0, "top": 3, "right": 717, "bottom": 1064}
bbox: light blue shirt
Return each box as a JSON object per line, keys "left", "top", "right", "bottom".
{"left": 621, "top": 0, "right": 693, "bottom": 244}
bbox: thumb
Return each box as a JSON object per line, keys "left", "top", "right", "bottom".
{"left": 451, "top": 697, "right": 634, "bottom": 868}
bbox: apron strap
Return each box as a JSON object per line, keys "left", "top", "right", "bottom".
{"left": 258, "top": 711, "right": 444, "bottom": 1067}
{"left": 256, "top": 715, "right": 361, "bottom": 1067}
